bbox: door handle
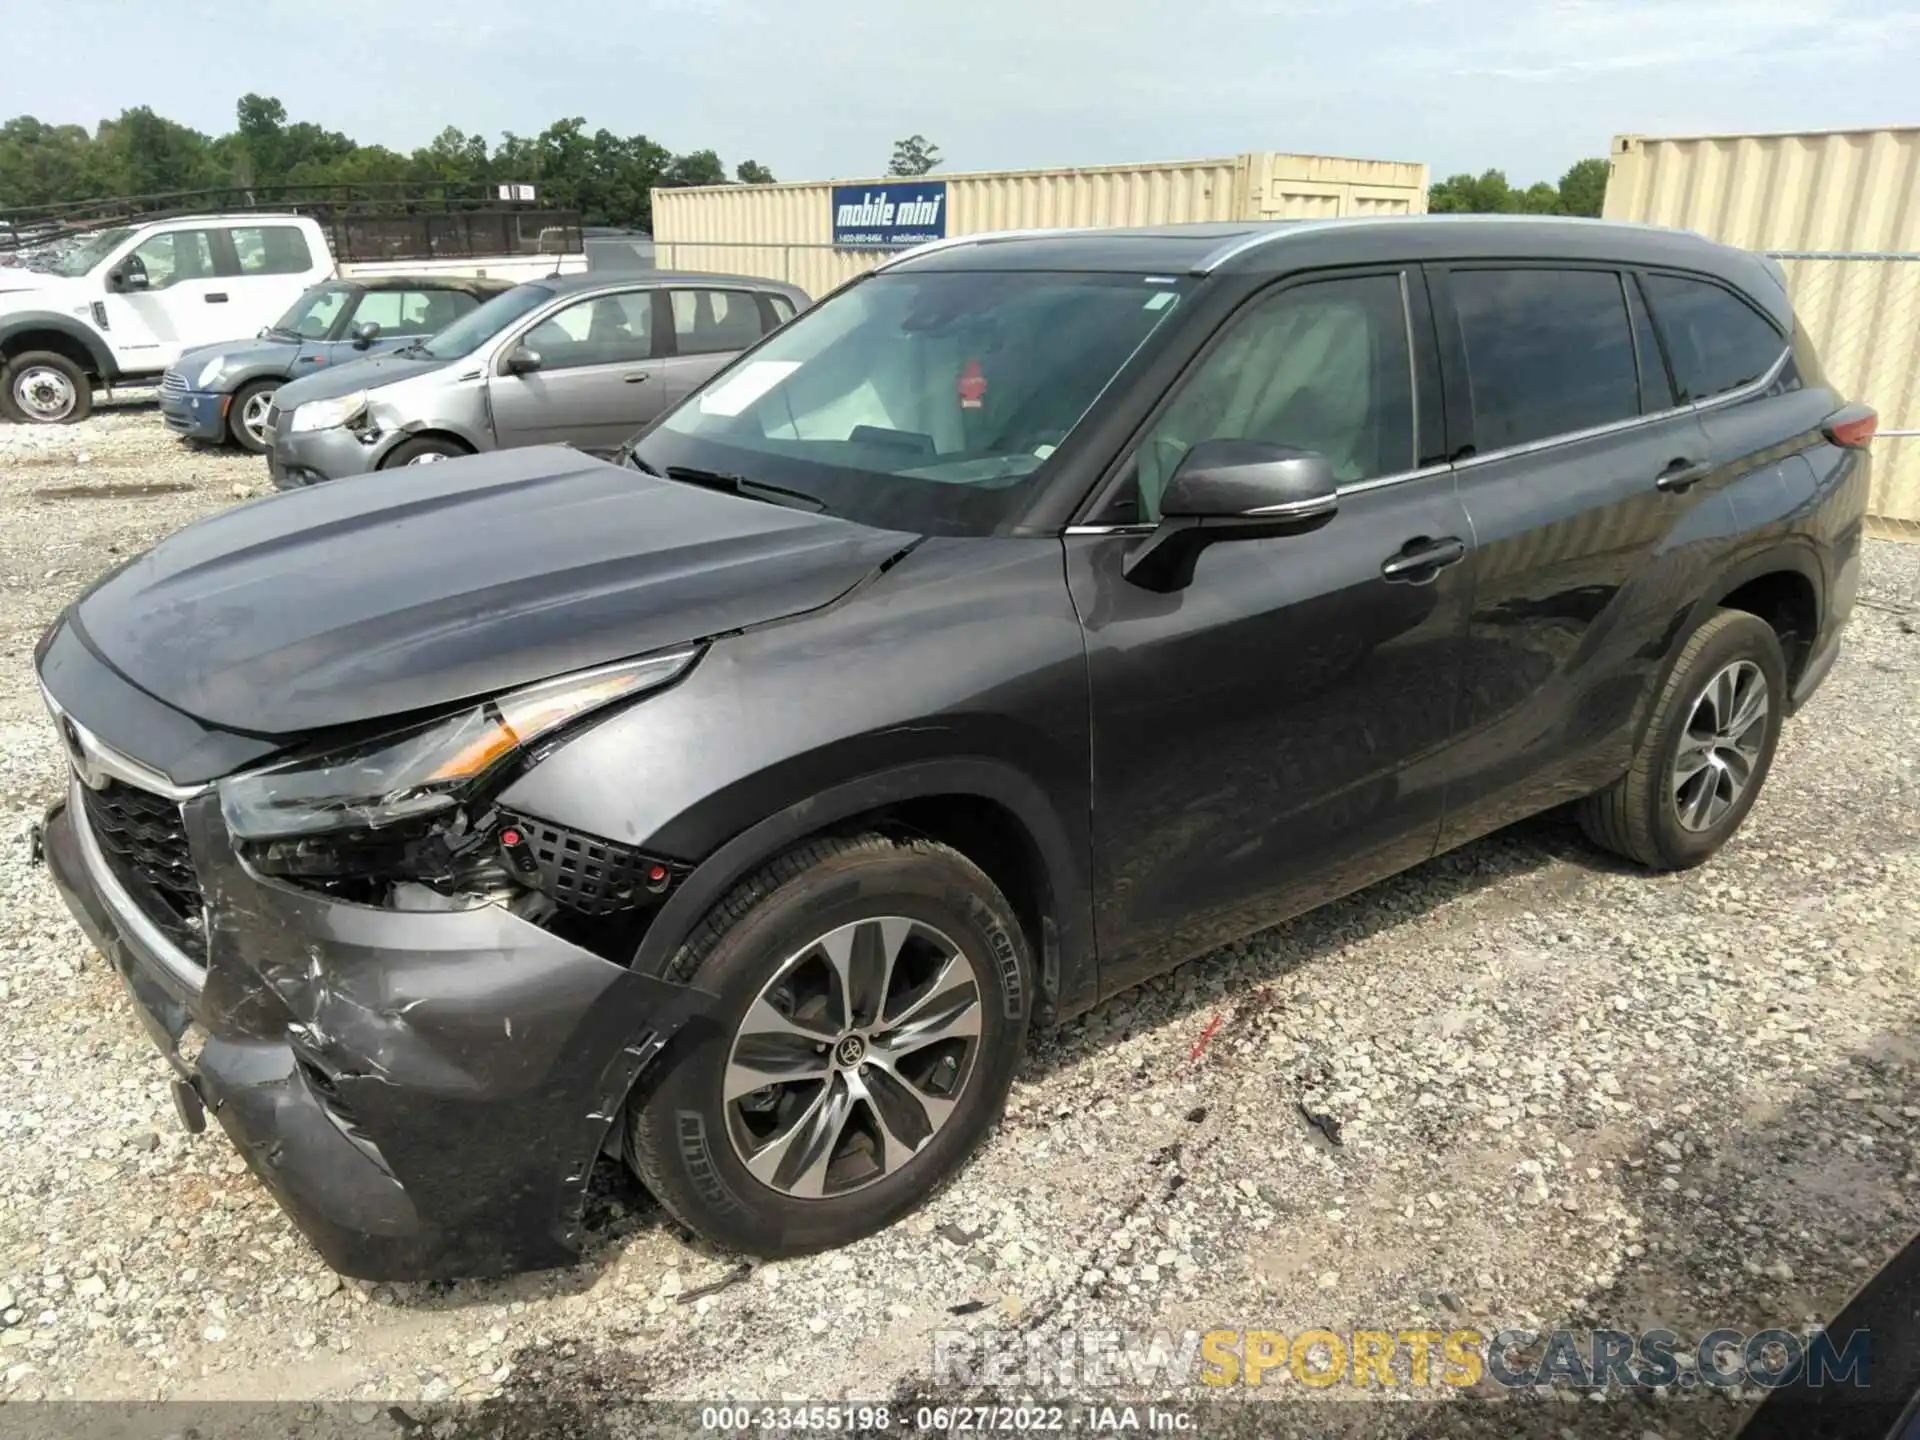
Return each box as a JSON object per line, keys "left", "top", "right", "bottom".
{"left": 1381, "top": 536, "right": 1467, "bottom": 583}
{"left": 1655, "top": 458, "right": 1712, "bottom": 493}
{"left": 622, "top": 373, "right": 649, "bottom": 384}
{"left": 205, "top": 293, "right": 229, "bottom": 303}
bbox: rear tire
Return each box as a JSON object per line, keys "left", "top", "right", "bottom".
{"left": 5, "top": 351, "right": 91, "bottom": 424}
{"left": 1577, "top": 608, "right": 1786, "bottom": 870}
{"left": 627, "top": 833, "right": 1033, "bottom": 1257}
{"left": 226, "top": 379, "right": 280, "bottom": 454}
{"left": 381, "top": 436, "right": 468, "bottom": 468}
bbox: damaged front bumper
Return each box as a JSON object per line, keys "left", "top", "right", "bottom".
{"left": 39, "top": 782, "right": 718, "bottom": 1281}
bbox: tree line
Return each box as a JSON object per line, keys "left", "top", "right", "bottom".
{"left": 1429, "top": 158, "right": 1610, "bottom": 217}
{"left": 0, "top": 98, "right": 1609, "bottom": 230}
{"left": 0, "top": 95, "right": 779, "bottom": 231}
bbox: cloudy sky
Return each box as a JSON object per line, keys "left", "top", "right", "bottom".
{"left": 7, "top": 0, "right": 1917, "bottom": 186}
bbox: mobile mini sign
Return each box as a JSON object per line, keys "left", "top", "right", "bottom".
{"left": 831, "top": 180, "right": 948, "bottom": 250}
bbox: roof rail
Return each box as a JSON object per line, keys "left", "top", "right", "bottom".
{"left": 874, "top": 227, "right": 1091, "bottom": 271}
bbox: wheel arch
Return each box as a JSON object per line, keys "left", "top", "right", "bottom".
{"left": 628, "top": 758, "right": 1097, "bottom": 1024}
{"left": 374, "top": 428, "right": 476, "bottom": 468}
{"left": 1630, "top": 539, "right": 1825, "bottom": 755}
{"left": 0, "top": 314, "right": 115, "bottom": 380}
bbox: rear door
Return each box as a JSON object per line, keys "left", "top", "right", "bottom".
{"left": 486, "top": 287, "right": 671, "bottom": 454}
{"left": 1067, "top": 267, "right": 1474, "bottom": 993}
{"left": 654, "top": 286, "right": 781, "bottom": 405}
{"left": 1430, "top": 264, "right": 1726, "bottom": 851}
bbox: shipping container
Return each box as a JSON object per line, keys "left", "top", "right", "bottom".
{"left": 653, "top": 151, "right": 1427, "bottom": 300}
{"left": 1605, "top": 127, "right": 1920, "bottom": 527}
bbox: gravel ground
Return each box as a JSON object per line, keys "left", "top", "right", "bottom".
{"left": 1, "top": 408, "right": 1916, "bottom": 1437}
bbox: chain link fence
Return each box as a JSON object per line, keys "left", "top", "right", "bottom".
{"left": 1765, "top": 252, "right": 1920, "bottom": 533}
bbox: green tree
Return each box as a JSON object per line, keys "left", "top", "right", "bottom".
{"left": 887, "top": 135, "right": 941, "bottom": 177}
{"left": 1558, "top": 157, "right": 1610, "bottom": 217}
{"left": 661, "top": 149, "right": 727, "bottom": 189}
{"left": 735, "top": 159, "right": 775, "bottom": 185}
{"left": 1428, "top": 168, "right": 1517, "bottom": 214}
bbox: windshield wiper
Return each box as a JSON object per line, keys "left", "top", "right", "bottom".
{"left": 661, "top": 464, "right": 828, "bottom": 514}
{"left": 389, "top": 340, "right": 432, "bottom": 359}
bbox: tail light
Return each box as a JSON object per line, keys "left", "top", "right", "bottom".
{"left": 1824, "top": 405, "right": 1878, "bottom": 449}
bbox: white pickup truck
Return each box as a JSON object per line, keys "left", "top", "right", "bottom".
{"left": 0, "top": 211, "right": 587, "bottom": 424}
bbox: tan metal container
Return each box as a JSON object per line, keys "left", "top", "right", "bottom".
{"left": 653, "top": 151, "right": 1428, "bottom": 300}
{"left": 1605, "top": 127, "right": 1920, "bottom": 524}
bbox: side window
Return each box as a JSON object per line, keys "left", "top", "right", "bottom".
{"left": 1127, "top": 273, "right": 1414, "bottom": 523}
{"left": 230, "top": 225, "right": 314, "bottom": 277}
{"left": 519, "top": 291, "right": 655, "bottom": 371}
{"left": 1640, "top": 273, "right": 1786, "bottom": 402}
{"left": 126, "top": 229, "right": 217, "bottom": 290}
{"left": 351, "top": 289, "right": 471, "bottom": 336}
{"left": 1449, "top": 269, "right": 1640, "bottom": 451}
{"left": 671, "top": 289, "right": 765, "bottom": 355}
{"left": 767, "top": 293, "right": 796, "bottom": 326}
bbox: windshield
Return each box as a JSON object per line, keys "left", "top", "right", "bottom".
{"left": 273, "top": 285, "right": 353, "bottom": 339}
{"left": 635, "top": 270, "right": 1189, "bottom": 536}
{"left": 30, "top": 227, "right": 135, "bottom": 278}
{"left": 418, "top": 283, "right": 554, "bottom": 359}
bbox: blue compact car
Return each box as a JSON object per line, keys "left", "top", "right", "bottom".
{"left": 158, "top": 275, "right": 513, "bottom": 452}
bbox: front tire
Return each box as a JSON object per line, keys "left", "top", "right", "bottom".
{"left": 1577, "top": 608, "right": 1786, "bottom": 870}
{"left": 381, "top": 436, "right": 469, "bottom": 468}
{"left": 226, "top": 379, "right": 280, "bottom": 454}
{"left": 5, "top": 351, "right": 91, "bottom": 424}
{"left": 628, "top": 834, "right": 1032, "bottom": 1256}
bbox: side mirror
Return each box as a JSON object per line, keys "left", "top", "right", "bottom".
{"left": 351, "top": 320, "right": 382, "bottom": 349}
{"left": 503, "top": 344, "right": 543, "bottom": 375}
{"left": 1122, "top": 439, "right": 1340, "bottom": 593}
{"left": 110, "top": 266, "right": 150, "bottom": 293}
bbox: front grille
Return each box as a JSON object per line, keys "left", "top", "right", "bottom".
{"left": 78, "top": 781, "right": 204, "bottom": 958}
{"left": 501, "top": 812, "right": 669, "bottom": 915}
{"left": 159, "top": 369, "right": 187, "bottom": 400}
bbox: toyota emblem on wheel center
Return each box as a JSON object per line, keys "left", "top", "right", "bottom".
{"left": 835, "top": 1035, "right": 867, "bottom": 1067}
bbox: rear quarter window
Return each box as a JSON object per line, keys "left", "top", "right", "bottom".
{"left": 1640, "top": 273, "right": 1786, "bottom": 402}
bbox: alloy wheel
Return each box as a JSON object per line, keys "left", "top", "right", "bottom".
{"left": 724, "top": 916, "right": 984, "bottom": 1199}
{"left": 13, "top": 365, "right": 76, "bottom": 422}
{"left": 1671, "top": 659, "right": 1770, "bottom": 832}
{"left": 239, "top": 390, "right": 275, "bottom": 447}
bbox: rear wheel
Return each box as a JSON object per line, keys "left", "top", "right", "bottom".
{"left": 226, "top": 379, "right": 280, "bottom": 454}
{"left": 1577, "top": 608, "right": 1786, "bottom": 869}
{"left": 627, "top": 834, "right": 1032, "bottom": 1256}
{"left": 5, "top": 351, "right": 91, "bottom": 424}
{"left": 381, "top": 436, "right": 469, "bottom": 468}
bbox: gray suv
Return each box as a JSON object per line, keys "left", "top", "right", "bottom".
{"left": 262, "top": 272, "right": 809, "bottom": 486}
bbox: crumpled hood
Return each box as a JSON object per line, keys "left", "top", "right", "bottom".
{"left": 70, "top": 445, "right": 915, "bottom": 736}
{"left": 272, "top": 350, "right": 450, "bottom": 409}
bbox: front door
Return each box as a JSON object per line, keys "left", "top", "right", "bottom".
{"left": 488, "top": 288, "right": 672, "bottom": 455}
{"left": 97, "top": 226, "right": 226, "bottom": 372}
{"left": 1066, "top": 268, "right": 1473, "bottom": 993}
{"left": 1428, "top": 264, "right": 1729, "bottom": 850}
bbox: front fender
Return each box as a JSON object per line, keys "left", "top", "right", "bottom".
{"left": 629, "top": 756, "right": 1095, "bottom": 1019}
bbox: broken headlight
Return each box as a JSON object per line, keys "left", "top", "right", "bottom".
{"left": 287, "top": 390, "right": 370, "bottom": 434}
{"left": 219, "top": 646, "right": 699, "bottom": 841}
